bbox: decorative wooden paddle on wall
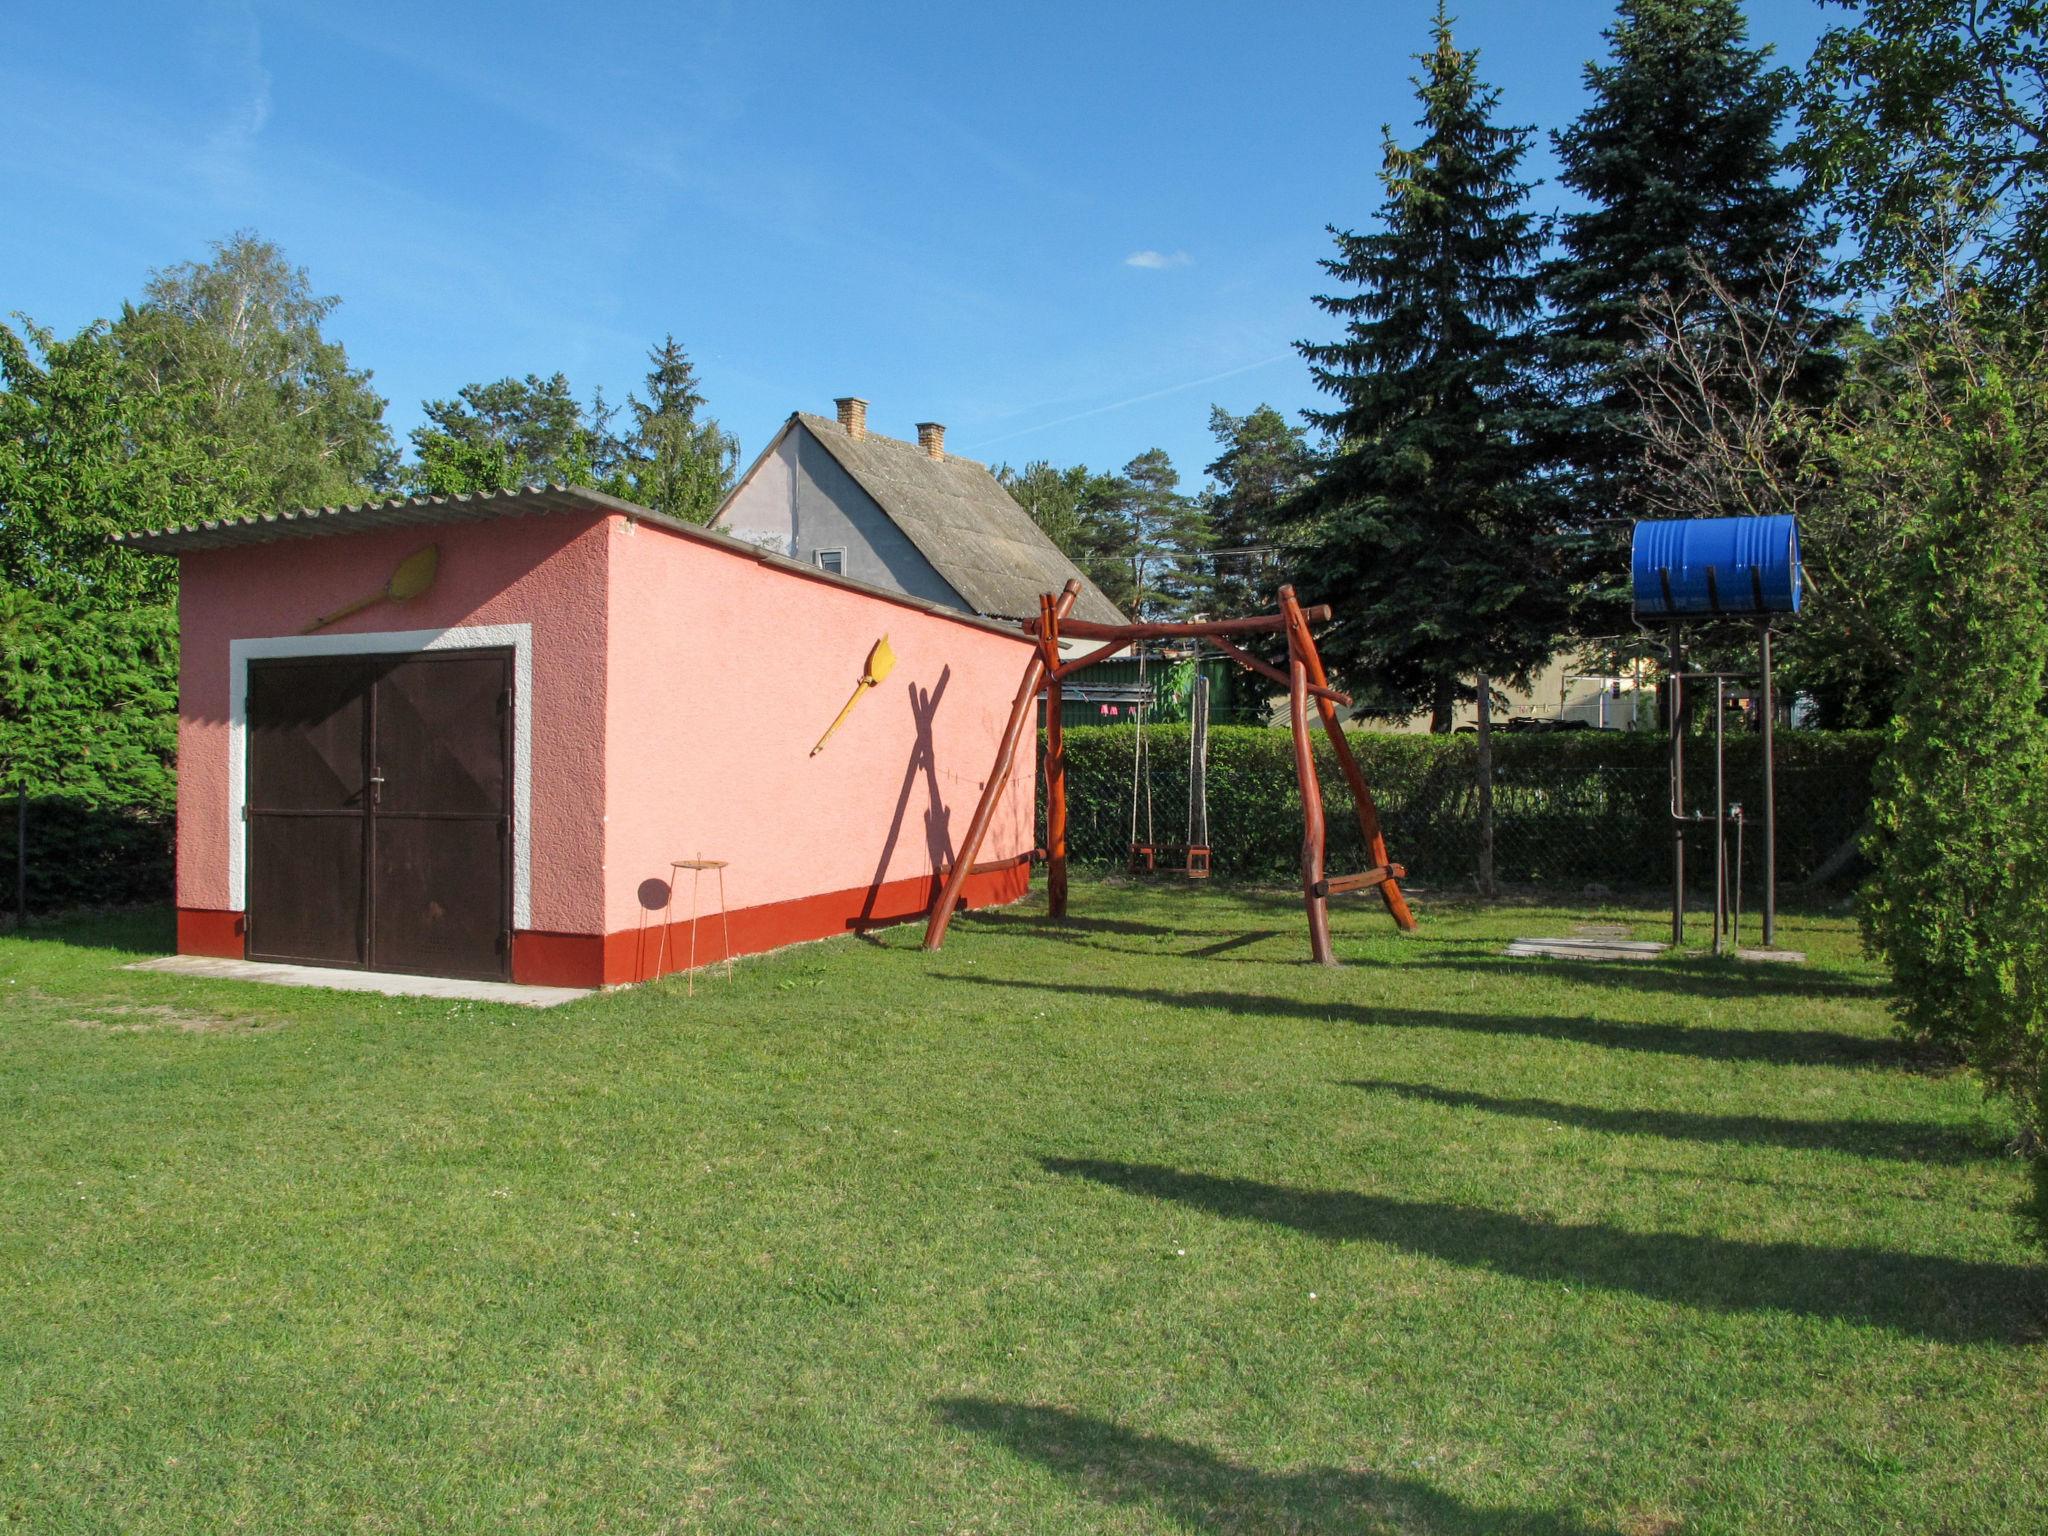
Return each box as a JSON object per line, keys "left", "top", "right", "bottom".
{"left": 811, "top": 635, "right": 897, "bottom": 755}
{"left": 302, "top": 546, "right": 440, "bottom": 634}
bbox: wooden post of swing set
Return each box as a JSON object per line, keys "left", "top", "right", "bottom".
{"left": 926, "top": 584, "right": 1413, "bottom": 960}
{"left": 1278, "top": 585, "right": 1419, "bottom": 933}
{"left": 1283, "top": 593, "right": 1337, "bottom": 965}
{"left": 923, "top": 579, "right": 1083, "bottom": 951}
{"left": 1041, "top": 592, "right": 1070, "bottom": 918}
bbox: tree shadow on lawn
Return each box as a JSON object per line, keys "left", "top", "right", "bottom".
{"left": 959, "top": 911, "right": 1193, "bottom": 940}
{"left": 1041, "top": 1159, "right": 2047, "bottom": 1346}
{"left": 0, "top": 905, "right": 176, "bottom": 956}
{"left": 1401, "top": 954, "right": 1888, "bottom": 1005}
{"left": 942, "top": 975, "right": 1912, "bottom": 1070}
{"left": 1343, "top": 1080, "right": 2007, "bottom": 1166}
{"left": 934, "top": 1397, "right": 1616, "bottom": 1536}
{"left": 957, "top": 915, "right": 1296, "bottom": 961}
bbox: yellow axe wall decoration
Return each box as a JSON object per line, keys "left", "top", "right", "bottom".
{"left": 811, "top": 635, "right": 897, "bottom": 756}
{"left": 302, "top": 545, "right": 440, "bottom": 634}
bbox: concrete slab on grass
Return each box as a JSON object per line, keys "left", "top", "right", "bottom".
{"left": 1737, "top": 947, "right": 1808, "bottom": 964}
{"left": 124, "top": 954, "right": 593, "bottom": 1008}
{"left": 1505, "top": 937, "right": 1670, "bottom": 961}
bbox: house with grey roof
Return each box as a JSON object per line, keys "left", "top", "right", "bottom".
{"left": 712, "top": 397, "right": 1125, "bottom": 628}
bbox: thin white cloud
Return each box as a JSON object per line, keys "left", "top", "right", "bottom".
{"left": 962, "top": 352, "right": 1293, "bottom": 451}
{"left": 194, "top": 0, "right": 271, "bottom": 189}
{"left": 1124, "top": 249, "right": 1191, "bottom": 270}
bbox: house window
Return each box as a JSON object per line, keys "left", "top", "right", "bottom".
{"left": 814, "top": 549, "right": 845, "bottom": 576}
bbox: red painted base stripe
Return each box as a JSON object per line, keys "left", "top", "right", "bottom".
{"left": 176, "top": 909, "right": 245, "bottom": 959}
{"left": 512, "top": 864, "right": 1030, "bottom": 988}
{"left": 180, "top": 866, "right": 1026, "bottom": 989}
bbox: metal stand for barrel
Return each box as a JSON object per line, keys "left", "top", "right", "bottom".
{"left": 1635, "top": 515, "right": 1801, "bottom": 957}
{"left": 1662, "top": 657, "right": 1777, "bottom": 956}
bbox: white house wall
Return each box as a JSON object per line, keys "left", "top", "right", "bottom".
{"left": 719, "top": 430, "right": 800, "bottom": 554}
{"left": 718, "top": 424, "right": 968, "bottom": 611}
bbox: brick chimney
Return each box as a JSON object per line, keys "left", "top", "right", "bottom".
{"left": 915, "top": 421, "right": 946, "bottom": 461}
{"left": 835, "top": 396, "right": 868, "bottom": 440}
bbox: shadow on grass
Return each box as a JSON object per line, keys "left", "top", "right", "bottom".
{"left": 945, "top": 916, "right": 1353, "bottom": 964}
{"left": 944, "top": 975, "right": 1910, "bottom": 1069}
{"left": 957, "top": 910, "right": 1192, "bottom": 939}
{"left": 1183, "top": 929, "right": 1287, "bottom": 959}
{"left": 1042, "top": 1158, "right": 2046, "bottom": 1345}
{"left": 1344, "top": 1079, "right": 2005, "bottom": 1165}
{"left": 0, "top": 905, "right": 176, "bottom": 956}
{"left": 934, "top": 1398, "right": 1614, "bottom": 1535}
{"left": 1402, "top": 954, "right": 1887, "bottom": 1004}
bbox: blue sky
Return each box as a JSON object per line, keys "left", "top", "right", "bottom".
{"left": 3, "top": 1, "right": 1833, "bottom": 491}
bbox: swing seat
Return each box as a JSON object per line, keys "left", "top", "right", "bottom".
{"left": 1129, "top": 843, "right": 1157, "bottom": 874}
{"left": 1184, "top": 846, "right": 1212, "bottom": 879}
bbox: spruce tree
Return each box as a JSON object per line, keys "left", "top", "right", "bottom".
{"left": 623, "top": 335, "right": 740, "bottom": 524}
{"left": 1287, "top": 5, "right": 1563, "bottom": 728}
{"left": 1544, "top": 0, "right": 1824, "bottom": 578}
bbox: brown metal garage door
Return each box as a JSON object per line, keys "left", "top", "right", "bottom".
{"left": 246, "top": 650, "right": 513, "bottom": 980}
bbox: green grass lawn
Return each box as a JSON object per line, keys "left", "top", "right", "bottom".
{"left": 2, "top": 881, "right": 2042, "bottom": 1534}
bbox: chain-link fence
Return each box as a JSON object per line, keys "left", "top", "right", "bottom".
{"left": 1048, "top": 724, "right": 1880, "bottom": 895}
{"left": 2, "top": 729, "right": 1878, "bottom": 922}
{"left": 0, "top": 793, "right": 174, "bottom": 922}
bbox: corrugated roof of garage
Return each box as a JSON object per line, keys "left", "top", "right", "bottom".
{"left": 111, "top": 483, "right": 674, "bottom": 552}
{"left": 109, "top": 483, "right": 1033, "bottom": 642}
{"left": 788, "top": 414, "right": 1127, "bottom": 627}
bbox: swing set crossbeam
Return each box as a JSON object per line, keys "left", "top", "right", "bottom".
{"left": 1317, "top": 864, "right": 1407, "bottom": 898}
{"left": 1048, "top": 630, "right": 1351, "bottom": 708}
{"left": 920, "top": 584, "right": 1415, "bottom": 963}
{"left": 1200, "top": 633, "right": 1353, "bottom": 708}
{"left": 1045, "top": 607, "right": 1331, "bottom": 642}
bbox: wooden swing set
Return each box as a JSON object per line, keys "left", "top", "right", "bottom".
{"left": 923, "top": 579, "right": 1417, "bottom": 964}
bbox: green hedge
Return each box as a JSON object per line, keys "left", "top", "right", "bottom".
{"left": 0, "top": 796, "right": 174, "bottom": 915}
{"left": 1, "top": 593, "right": 179, "bottom": 917}
{"left": 0, "top": 716, "right": 1877, "bottom": 918}
{"left": 1048, "top": 725, "right": 1881, "bottom": 891}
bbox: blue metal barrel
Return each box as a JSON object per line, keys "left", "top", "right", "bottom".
{"left": 1631, "top": 515, "right": 1801, "bottom": 618}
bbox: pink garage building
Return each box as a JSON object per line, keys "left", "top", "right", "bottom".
{"left": 117, "top": 485, "right": 1040, "bottom": 988}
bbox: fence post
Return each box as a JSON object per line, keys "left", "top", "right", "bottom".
{"left": 13, "top": 788, "right": 24, "bottom": 929}
{"left": 1668, "top": 634, "right": 1686, "bottom": 947}
{"left": 1759, "top": 623, "right": 1777, "bottom": 949}
{"left": 1474, "top": 672, "right": 1498, "bottom": 897}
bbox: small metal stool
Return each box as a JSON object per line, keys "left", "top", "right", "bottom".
{"left": 657, "top": 857, "right": 732, "bottom": 994}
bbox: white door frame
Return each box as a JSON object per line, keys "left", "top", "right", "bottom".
{"left": 227, "top": 624, "right": 535, "bottom": 928}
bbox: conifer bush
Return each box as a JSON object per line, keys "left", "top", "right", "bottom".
{"left": 1860, "top": 361, "right": 2048, "bottom": 1156}
{"left": 0, "top": 589, "right": 177, "bottom": 912}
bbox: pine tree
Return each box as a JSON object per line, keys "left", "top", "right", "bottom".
{"left": 1117, "top": 448, "right": 1212, "bottom": 622}
{"left": 998, "top": 459, "right": 1136, "bottom": 609}
{"left": 1287, "top": 5, "right": 1563, "bottom": 728}
{"left": 409, "top": 373, "right": 601, "bottom": 495}
{"left": 1202, "top": 404, "right": 1310, "bottom": 618}
{"left": 622, "top": 335, "right": 739, "bottom": 524}
{"left": 1544, "top": 0, "right": 1825, "bottom": 579}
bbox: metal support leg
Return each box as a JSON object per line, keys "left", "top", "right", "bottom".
{"left": 1668, "top": 635, "right": 1685, "bottom": 947}
{"left": 1759, "top": 624, "right": 1777, "bottom": 949}
{"left": 1713, "top": 677, "right": 1727, "bottom": 958}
